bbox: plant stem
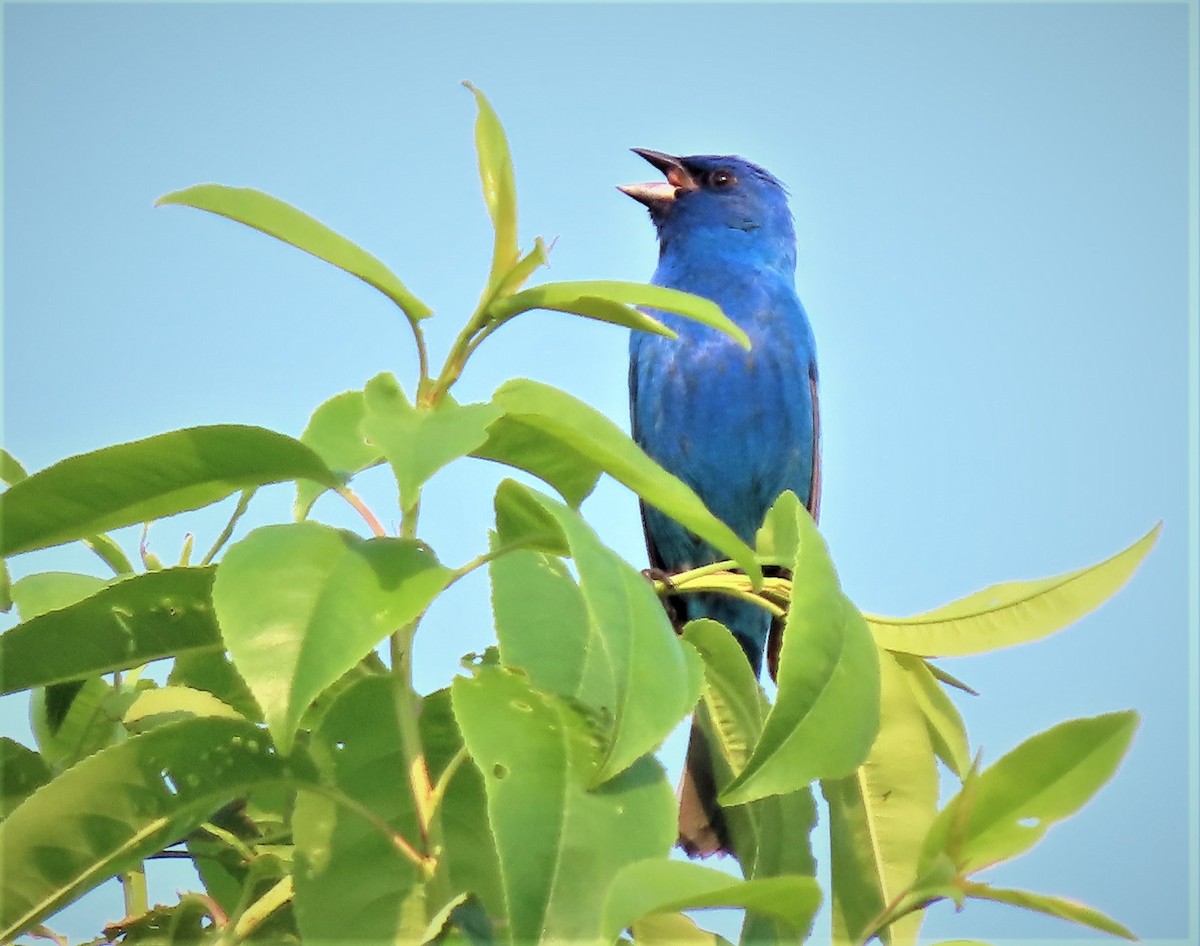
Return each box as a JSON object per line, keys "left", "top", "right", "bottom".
{"left": 121, "top": 866, "right": 148, "bottom": 918}
{"left": 389, "top": 499, "right": 452, "bottom": 911}
{"left": 201, "top": 489, "right": 255, "bottom": 565}
{"left": 338, "top": 487, "right": 387, "bottom": 537}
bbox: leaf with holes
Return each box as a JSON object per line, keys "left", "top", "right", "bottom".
{"left": 918, "top": 712, "right": 1139, "bottom": 875}
{"left": 822, "top": 649, "right": 939, "bottom": 946}
{"left": 0, "top": 717, "right": 313, "bottom": 941}
{"left": 451, "top": 666, "right": 675, "bottom": 945}
{"left": 2, "top": 568, "right": 219, "bottom": 696}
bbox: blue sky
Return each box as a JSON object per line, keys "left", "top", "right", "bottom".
{"left": 2, "top": 3, "right": 1195, "bottom": 943}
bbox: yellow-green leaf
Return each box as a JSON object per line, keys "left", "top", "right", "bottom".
{"left": 865, "top": 524, "right": 1160, "bottom": 657}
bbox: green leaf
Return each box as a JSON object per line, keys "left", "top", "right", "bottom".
{"left": 491, "top": 380, "right": 760, "bottom": 584}
{"left": 491, "top": 546, "right": 589, "bottom": 699}
{"left": 721, "top": 504, "right": 879, "bottom": 804}
{"left": 961, "top": 883, "right": 1136, "bottom": 940}
{"left": 214, "top": 522, "right": 450, "bottom": 754}
{"left": 680, "top": 619, "right": 818, "bottom": 888}
{"left": 822, "top": 650, "right": 939, "bottom": 946}
{"left": 31, "top": 676, "right": 121, "bottom": 769}
{"left": 451, "top": 666, "right": 675, "bottom": 945}
{"left": 631, "top": 911, "right": 734, "bottom": 946}
{"left": 0, "top": 716, "right": 313, "bottom": 941}
{"left": 503, "top": 484, "right": 703, "bottom": 782}
{"left": 463, "top": 83, "right": 519, "bottom": 289}
{"left": 122, "top": 685, "right": 243, "bottom": 732}
{"left": 754, "top": 490, "right": 804, "bottom": 566}
{"left": 487, "top": 282, "right": 676, "bottom": 339}
{"left": 0, "top": 739, "right": 51, "bottom": 819}
{"left": 10, "top": 571, "right": 107, "bottom": 620}
{"left": 1, "top": 448, "right": 29, "bottom": 486}
{"left": 603, "top": 860, "right": 821, "bottom": 942}
{"left": 493, "top": 478, "right": 571, "bottom": 555}
{"left": 293, "top": 675, "right": 423, "bottom": 943}
{"left": 894, "top": 654, "right": 972, "bottom": 779}
{"left": 472, "top": 414, "right": 603, "bottom": 508}
{"left": 156, "top": 183, "right": 432, "bottom": 322}
{"left": 361, "top": 373, "right": 503, "bottom": 513}
{"left": 421, "top": 689, "right": 505, "bottom": 921}
{"left": 294, "top": 390, "right": 379, "bottom": 518}
{"left": 491, "top": 281, "right": 750, "bottom": 350}
{"left": 494, "top": 236, "right": 549, "bottom": 297}
{"left": 919, "top": 711, "right": 1139, "bottom": 874}
{"left": 1, "top": 568, "right": 219, "bottom": 695}
{"left": 0, "top": 426, "right": 339, "bottom": 558}
{"left": 169, "top": 649, "right": 261, "bottom": 723}
{"left": 866, "top": 524, "right": 1161, "bottom": 657}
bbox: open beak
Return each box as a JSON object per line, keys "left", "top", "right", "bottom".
{"left": 618, "top": 148, "right": 699, "bottom": 208}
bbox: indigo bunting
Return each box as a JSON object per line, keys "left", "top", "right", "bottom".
{"left": 622, "top": 149, "right": 821, "bottom": 856}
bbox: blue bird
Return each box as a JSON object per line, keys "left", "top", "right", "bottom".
{"left": 621, "top": 149, "right": 821, "bottom": 856}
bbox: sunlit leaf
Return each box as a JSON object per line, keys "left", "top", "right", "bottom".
{"left": 487, "top": 282, "right": 676, "bottom": 339}
{"left": 721, "top": 504, "right": 879, "bottom": 804}
{"left": 10, "top": 571, "right": 107, "bottom": 621}
{"left": 157, "top": 184, "right": 432, "bottom": 322}
{"left": 681, "top": 620, "right": 818, "bottom": 887}
{"left": 822, "top": 650, "right": 939, "bottom": 946}
{"left": 361, "top": 374, "right": 503, "bottom": 513}
{"left": 1, "top": 568, "right": 219, "bottom": 696}
{"left": 502, "top": 483, "right": 702, "bottom": 782}
{"left": 919, "top": 712, "right": 1139, "bottom": 874}
{"left": 961, "top": 883, "right": 1136, "bottom": 940}
{"left": 213, "top": 522, "right": 450, "bottom": 753}
{"left": 122, "top": 685, "right": 243, "bottom": 732}
{"left": 866, "top": 525, "right": 1160, "bottom": 656}
{"left": 631, "top": 910, "right": 733, "bottom": 946}
{"left": 491, "top": 280, "right": 749, "bottom": 350}
{"left": 294, "top": 390, "right": 379, "bottom": 518}
{"left": 451, "top": 666, "right": 675, "bottom": 945}
{"left": 1, "top": 448, "right": 28, "bottom": 486}
{"left": 463, "top": 83, "right": 519, "bottom": 290}
{"left": 603, "top": 860, "right": 821, "bottom": 942}
{"left": 491, "top": 380, "right": 760, "bottom": 583}
{"left": 894, "top": 654, "right": 972, "bottom": 779}
{"left": 0, "top": 426, "right": 339, "bottom": 558}
{"left": 491, "top": 545, "right": 589, "bottom": 700}
{"left": 0, "top": 717, "right": 313, "bottom": 941}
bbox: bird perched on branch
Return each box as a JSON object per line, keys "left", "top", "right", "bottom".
{"left": 621, "top": 149, "right": 821, "bottom": 856}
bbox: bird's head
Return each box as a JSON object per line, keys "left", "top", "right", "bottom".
{"left": 619, "top": 149, "right": 795, "bottom": 272}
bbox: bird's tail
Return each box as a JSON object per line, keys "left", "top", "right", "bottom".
{"left": 677, "top": 718, "right": 731, "bottom": 857}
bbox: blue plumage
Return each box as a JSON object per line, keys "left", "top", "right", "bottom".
{"left": 622, "top": 149, "right": 821, "bottom": 854}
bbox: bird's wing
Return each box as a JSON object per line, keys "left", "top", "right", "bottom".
{"left": 766, "top": 364, "right": 821, "bottom": 680}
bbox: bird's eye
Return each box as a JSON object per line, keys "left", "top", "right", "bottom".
{"left": 708, "top": 169, "right": 737, "bottom": 188}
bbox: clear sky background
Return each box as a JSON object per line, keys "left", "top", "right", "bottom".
{"left": 2, "top": 3, "right": 1195, "bottom": 943}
